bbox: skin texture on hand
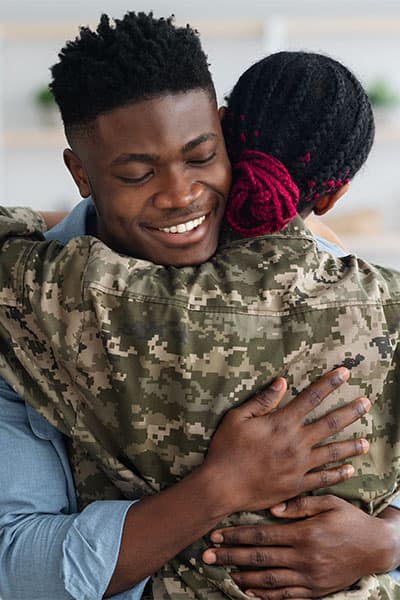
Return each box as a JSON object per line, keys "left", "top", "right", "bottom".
{"left": 106, "top": 368, "right": 370, "bottom": 596}
{"left": 204, "top": 495, "right": 400, "bottom": 600}
{"left": 203, "top": 367, "right": 370, "bottom": 514}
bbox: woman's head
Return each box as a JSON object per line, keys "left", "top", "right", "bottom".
{"left": 223, "top": 51, "right": 374, "bottom": 234}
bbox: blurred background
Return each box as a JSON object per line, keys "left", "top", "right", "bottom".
{"left": 0, "top": 0, "right": 399, "bottom": 268}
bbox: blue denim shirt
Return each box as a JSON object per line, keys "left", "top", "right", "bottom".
{"left": 0, "top": 199, "right": 148, "bottom": 599}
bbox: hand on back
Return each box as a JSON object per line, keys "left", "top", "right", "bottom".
{"left": 203, "top": 367, "right": 370, "bottom": 514}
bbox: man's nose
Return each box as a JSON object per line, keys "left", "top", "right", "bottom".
{"left": 152, "top": 175, "right": 203, "bottom": 209}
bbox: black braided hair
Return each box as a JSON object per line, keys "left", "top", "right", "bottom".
{"left": 223, "top": 51, "right": 375, "bottom": 213}
{"left": 50, "top": 11, "right": 216, "bottom": 140}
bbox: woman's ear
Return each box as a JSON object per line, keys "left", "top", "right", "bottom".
{"left": 63, "top": 148, "right": 91, "bottom": 198}
{"left": 218, "top": 106, "right": 226, "bottom": 122}
{"left": 313, "top": 183, "right": 350, "bottom": 216}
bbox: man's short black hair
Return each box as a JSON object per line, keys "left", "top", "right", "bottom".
{"left": 50, "top": 11, "right": 216, "bottom": 140}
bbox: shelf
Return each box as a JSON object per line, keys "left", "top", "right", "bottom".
{"left": 342, "top": 233, "right": 400, "bottom": 251}
{"left": 2, "top": 127, "right": 65, "bottom": 147}
{"left": 2, "top": 124, "right": 400, "bottom": 149}
{"left": 2, "top": 17, "right": 400, "bottom": 41}
{"left": 0, "top": 23, "right": 84, "bottom": 41}
{"left": 375, "top": 124, "right": 400, "bottom": 142}
{"left": 286, "top": 17, "right": 400, "bottom": 35}
{"left": 341, "top": 234, "right": 400, "bottom": 271}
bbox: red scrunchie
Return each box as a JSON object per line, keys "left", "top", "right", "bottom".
{"left": 225, "top": 150, "right": 300, "bottom": 237}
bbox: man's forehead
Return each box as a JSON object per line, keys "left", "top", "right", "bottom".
{"left": 87, "top": 90, "right": 221, "bottom": 160}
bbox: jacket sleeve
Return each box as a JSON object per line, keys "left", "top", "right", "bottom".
{"left": 1, "top": 206, "right": 48, "bottom": 233}
{"left": 0, "top": 210, "right": 91, "bottom": 436}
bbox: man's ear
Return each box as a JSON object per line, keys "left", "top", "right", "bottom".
{"left": 313, "top": 183, "right": 350, "bottom": 216}
{"left": 63, "top": 148, "right": 91, "bottom": 198}
{"left": 218, "top": 106, "right": 226, "bottom": 122}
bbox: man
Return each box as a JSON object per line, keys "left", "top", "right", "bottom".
{"left": 0, "top": 12, "right": 399, "bottom": 600}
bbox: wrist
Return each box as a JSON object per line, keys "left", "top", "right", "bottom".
{"left": 375, "top": 507, "right": 400, "bottom": 573}
{"left": 375, "top": 508, "right": 400, "bottom": 572}
{"left": 193, "top": 462, "right": 237, "bottom": 521}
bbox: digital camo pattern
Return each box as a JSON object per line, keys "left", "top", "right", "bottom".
{"left": 0, "top": 207, "right": 400, "bottom": 598}
{"left": 0, "top": 206, "right": 47, "bottom": 233}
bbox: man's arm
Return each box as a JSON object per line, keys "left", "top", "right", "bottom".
{"left": 0, "top": 365, "right": 367, "bottom": 600}
{"left": 0, "top": 379, "right": 148, "bottom": 600}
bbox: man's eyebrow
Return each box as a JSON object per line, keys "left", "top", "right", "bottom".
{"left": 110, "top": 133, "right": 217, "bottom": 166}
{"left": 182, "top": 133, "right": 217, "bottom": 153}
{"left": 111, "top": 152, "right": 159, "bottom": 166}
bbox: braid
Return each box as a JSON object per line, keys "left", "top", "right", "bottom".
{"left": 224, "top": 51, "right": 374, "bottom": 216}
{"left": 269, "top": 59, "right": 314, "bottom": 162}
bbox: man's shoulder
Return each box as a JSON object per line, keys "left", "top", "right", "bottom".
{"left": 45, "top": 198, "right": 95, "bottom": 243}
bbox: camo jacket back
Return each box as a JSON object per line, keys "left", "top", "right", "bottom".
{"left": 0, "top": 208, "right": 400, "bottom": 599}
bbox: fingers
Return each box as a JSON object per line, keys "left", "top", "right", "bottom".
{"left": 230, "top": 570, "right": 307, "bottom": 597}
{"left": 209, "top": 524, "right": 296, "bottom": 547}
{"left": 234, "top": 378, "right": 287, "bottom": 419}
{"left": 288, "top": 367, "right": 349, "bottom": 419}
{"left": 202, "top": 546, "right": 296, "bottom": 568}
{"left": 242, "top": 586, "right": 311, "bottom": 599}
{"left": 311, "top": 437, "right": 369, "bottom": 470}
{"left": 302, "top": 463, "right": 355, "bottom": 492}
{"left": 309, "top": 396, "right": 371, "bottom": 442}
{"left": 231, "top": 569, "right": 302, "bottom": 593}
{"left": 270, "top": 494, "right": 341, "bottom": 519}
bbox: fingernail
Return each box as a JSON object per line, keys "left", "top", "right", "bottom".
{"left": 361, "top": 397, "right": 371, "bottom": 411}
{"left": 210, "top": 531, "right": 223, "bottom": 543}
{"left": 270, "top": 377, "right": 284, "bottom": 391}
{"left": 332, "top": 367, "right": 349, "bottom": 385}
{"left": 246, "top": 593, "right": 261, "bottom": 599}
{"left": 202, "top": 550, "right": 216, "bottom": 564}
{"left": 344, "top": 464, "right": 355, "bottom": 476}
{"left": 271, "top": 502, "right": 287, "bottom": 513}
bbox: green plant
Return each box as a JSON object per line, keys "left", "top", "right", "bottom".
{"left": 367, "top": 79, "right": 400, "bottom": 107}
{"left": 34, "top": 85, "right": 56, "bottom": 108}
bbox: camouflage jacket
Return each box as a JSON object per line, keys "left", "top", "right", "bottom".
{"left": 0, "top": 207, "right": 400, "bottom": 599}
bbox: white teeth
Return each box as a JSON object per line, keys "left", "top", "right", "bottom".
{"left": 158, "top": 215, "right": 206, "bottom": 234}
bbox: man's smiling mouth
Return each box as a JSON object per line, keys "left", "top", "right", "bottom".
{"left": 156, "top": 215, "right": 206, "bottom": 234}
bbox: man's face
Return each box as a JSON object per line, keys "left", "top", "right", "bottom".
{"left": 66, "top": 90, "right": 231, "bottom": 266}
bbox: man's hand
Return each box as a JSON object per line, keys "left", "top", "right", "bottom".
{"left": 204, "top": 367, "right": 370, "bottom": 514}
{"left": 106, "top": 368, "right": 371, "bottom": 596}
{"left": 203, "top": 495, "right": 400, "bottom": 599}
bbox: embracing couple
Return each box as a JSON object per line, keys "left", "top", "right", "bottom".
{"left": 0, "top": 10, "right": 399, "bottom": 600}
